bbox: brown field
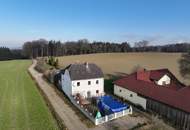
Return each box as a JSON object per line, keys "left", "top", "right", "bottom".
{"left": 57, "top": 53, "right": 190, "bottom": 85}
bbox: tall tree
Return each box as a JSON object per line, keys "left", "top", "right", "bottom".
{"left": 120, "top": 42, "right": 131, "bottom": 52}
{"left": 134, "top": 40, "right": 149, "bottom": 52}
{"left": 134, "top": 40, "right": 149, "bottom": 48}
{"left": 22, "top": 41, "right": 33, "bottom": 58}
{"left": 0, "top": 47, "right": 12, "bottom": 60}
{"left": 179, "top": 51, "right": 190, "bottom": 79}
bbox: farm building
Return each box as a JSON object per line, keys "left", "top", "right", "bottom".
{"left": 113, "top": 68, "right": 190, "bottom": 130}
{"left": 57, "top": 62, "right": 104, "bottom": 98}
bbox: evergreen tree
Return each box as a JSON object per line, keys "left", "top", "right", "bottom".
{"left": 179, "top": 51, "right": 190, "bottom": 79}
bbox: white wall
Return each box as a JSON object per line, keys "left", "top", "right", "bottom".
{"left": 61, "top": 70, "right": 72, "bottom": 98}
{"left": 156, "top": 74, "right": 171, "bottom": 86}
{"left": 61, "top": 69, "right": 104, "bottom": 98}
{"left": 114, "top": 85, "right": 147, "bottom": 109}
{"left": 72, "top": 78, "right": 104, "bottom": 98}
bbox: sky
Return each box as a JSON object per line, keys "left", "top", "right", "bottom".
{"left": 0, "top": 0, "right": 190, "bottom": 48}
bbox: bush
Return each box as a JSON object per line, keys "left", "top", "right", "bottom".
{"left": 47, "top": 56, "right": 59, "bottom": 68}
{"left": 34, "top": 58, "right": 53, "bottom": 73}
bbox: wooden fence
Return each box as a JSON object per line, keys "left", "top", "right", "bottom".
{"left": 147, "top": 99, "right": 190, "bottom": 130}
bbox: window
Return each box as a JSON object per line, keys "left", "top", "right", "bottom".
{"left": 88, "top": 81, "right": 91, "bottom": 85}
{"left": 96, "top": 80, "right": 99, "bottom": 84}
{"left": 77, "top": 82, "right": 80, "bottom": 86}
{"left": 119, "top": 89, "right": 122, "bottom": 92}
{"left": 130, "top": 94, "right": 133, "bottom": 97}
{"left": 96, "top": 90, "right": 99, "bottom": 94}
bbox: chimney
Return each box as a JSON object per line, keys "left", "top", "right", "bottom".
{"left": 137, "top": 68, "right": 146, "bottom": 73}
{"left": 137, "top": 68, "right": 151, "bottom": 82}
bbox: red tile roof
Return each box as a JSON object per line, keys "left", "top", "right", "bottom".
{"left": 113, "top": 69, "right": 190, "bottom": 113}
{"left": 150, "top": 69, "right": 168, "bottom": 80}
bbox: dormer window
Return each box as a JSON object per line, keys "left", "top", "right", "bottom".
{"left": 155, "top": 74, "right": 171, "bottom": 86}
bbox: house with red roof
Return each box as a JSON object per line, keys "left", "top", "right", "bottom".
{"left": 113, "top": 68, "right": 190, "bottom": 130}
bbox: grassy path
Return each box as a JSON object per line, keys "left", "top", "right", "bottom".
{"left": 0, "top": 60, "right": 58, "bottom": 130}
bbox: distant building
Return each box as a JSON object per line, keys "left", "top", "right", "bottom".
{"left": 59, "top": 62, "right": 104, "bottom": 98}
{"left": 113, "top": 68, "right": 190, "bottom": 130}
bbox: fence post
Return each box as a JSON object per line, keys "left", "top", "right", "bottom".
{"left": 105, "top": 115, "right": 108, "bottom": 122}
{"left": 95, "top": 119, "right": 98, "bottom": 125}
{"left": 129, "top": 106, "right": 133, "bottom": 114}
{"left": 114, "top": 113, "right": 117, "bottom": 118}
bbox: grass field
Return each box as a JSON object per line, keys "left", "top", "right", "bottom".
{"left": 0, "top": 60, "right": 58, "bottom": 130}
{"left": 58, "top": 53, "right": 190, "bottom": 85}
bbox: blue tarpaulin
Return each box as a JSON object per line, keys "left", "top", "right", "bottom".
{"left": 98, "top": 95, "right": 128, "bottom": 113}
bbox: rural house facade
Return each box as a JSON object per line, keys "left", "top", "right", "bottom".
{"left": 113, "top": 68, "right": 190, "bottom": 130}
{"left": 59, "top": 62, "right": 104, "bottom": 98}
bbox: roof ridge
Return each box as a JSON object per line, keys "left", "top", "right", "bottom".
{"left": 150, "top": 68, "right": 169, "bottom": 72}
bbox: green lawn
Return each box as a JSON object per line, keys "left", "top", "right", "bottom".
{"left": 0, "top": 60, "right": 58, "bottom": 130}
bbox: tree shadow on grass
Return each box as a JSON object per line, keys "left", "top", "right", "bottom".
{"left": 104, "top": 72, "right": 128, "bottom": 95}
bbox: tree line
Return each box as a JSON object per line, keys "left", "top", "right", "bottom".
{"left": 1, "top": 39, "right": 190, "bottom": 60}
{"left": 22, "top": 39, "right": 190, "bottom": 58}
{"left": 22, "top": 39, "right": 131, "bottom": 58}
{"left": 0, "top": 47, "right": 24, "bottom": 60}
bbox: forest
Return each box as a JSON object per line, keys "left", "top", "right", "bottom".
{"left": 0, "top": 39, "right": 190, "bottom": 60}
{"left": 22, "top": 39, "right": 190, "bottom": 58}
{"left": 0, "top": 47, "right": 24, "bottom": 60}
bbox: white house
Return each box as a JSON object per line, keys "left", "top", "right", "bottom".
{"left": 60, "top": 62, "right": 104, "bottom": 98}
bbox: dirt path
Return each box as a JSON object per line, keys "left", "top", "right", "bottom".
{"left": 28, "top": 60, "right": 108, "bottom": 130}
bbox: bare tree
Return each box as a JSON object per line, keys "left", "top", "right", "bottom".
{"left": 134, "top": 40, "right": 150, "bottom": 52}
{"left": 134, "top": 40, "right": 149, "bottom": 48}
